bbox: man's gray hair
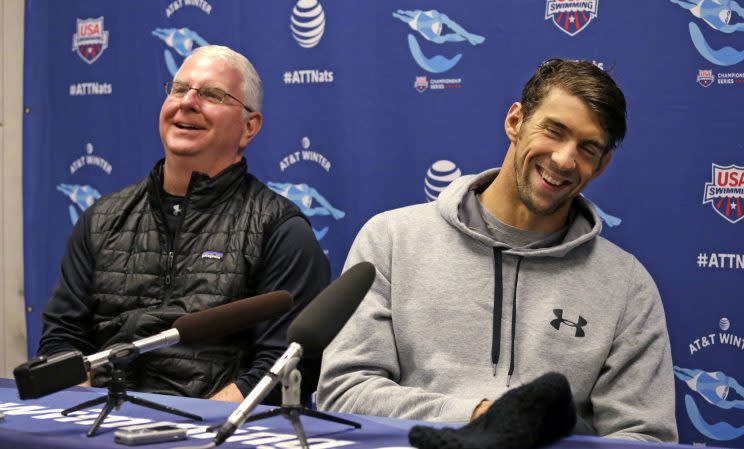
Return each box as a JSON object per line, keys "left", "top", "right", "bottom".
{"left": 179, "top": 45, "right": 264, "bottom": 113}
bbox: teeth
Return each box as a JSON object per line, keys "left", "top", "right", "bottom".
{"left": 177, "top": 123, "right": 198, "bottom": 129}
{"left": 540, "top": 169, "right": 565, "bottom": 187}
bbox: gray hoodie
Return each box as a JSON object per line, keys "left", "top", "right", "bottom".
{"left": 318, "top": 169, "right": 677, "bottom": 442}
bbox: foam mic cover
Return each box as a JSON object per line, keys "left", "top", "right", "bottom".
{"left": 173, "top": 290, "right": 293, "bottom": 344}
{"left": 409, "top": 372, "right": 577, "bottom": 449}
{"left": 287, "top": 262, "right": 375, "bottom": 356}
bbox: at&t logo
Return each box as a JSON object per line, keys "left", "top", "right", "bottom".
{"left": 153, "top": 0, "right": 213, "bottom": 76}
{"left": 270, "top": 137, "right": 344, "bottom": 242}
{"left": 291, "top": 0, "right": 326, "bottom": 48}
{"left": 425, "top": 160, "right": 461, "bottom": 201}
{"left": 675, "top": 318, "right": 744, "bottom": 442}
{"left": 57, "top": 143, "right": 113, "bottom": 225}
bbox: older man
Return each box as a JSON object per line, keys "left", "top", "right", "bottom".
{"left": 319, "top": 59, "right": 677, "bottom": 442}
{"left": 38, "top": 45, "right": 329, "bottom": 403}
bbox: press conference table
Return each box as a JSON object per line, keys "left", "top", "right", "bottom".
{"left": 0, "top": 379, "right": 692, "bottom": 449}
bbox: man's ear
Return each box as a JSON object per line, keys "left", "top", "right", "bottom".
{"left": 239, "top": 112, "right": 263, "bottom": 149}
{"left": 504, "top": 102, "right": 523, "bottom": 143}
{"left": 591, "top": 150, "right": 613, "bottom": 180}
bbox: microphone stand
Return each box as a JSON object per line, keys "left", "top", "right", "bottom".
{"left": 213, "top": 343, "right": 360, "bottom": 448}
{"left": 241, "top": 354, "right": 361, "bottom": 449}
{"left": 61, "top": 342, "right": 202, "bottom": 437}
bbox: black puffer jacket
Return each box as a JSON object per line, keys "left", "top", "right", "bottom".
{"left": 86, "top": 158, "right": 301, "bottom": 397}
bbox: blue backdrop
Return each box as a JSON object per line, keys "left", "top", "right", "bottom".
{"left": 22, "top": 1, "right": 744, "bottom": 445}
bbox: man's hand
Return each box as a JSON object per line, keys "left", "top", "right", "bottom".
{"left": 471, "top": 399, "right": 493, "bottom": 421}
{"left": 78, "top": 372, "right": 92, "bottom": 387}
{"left": 210, "top": 383, "right": 244, "bottom": 403}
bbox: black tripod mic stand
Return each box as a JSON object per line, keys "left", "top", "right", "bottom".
{"left": 241, "top": 354, "right": 360, "bottom": 449}
{"left": 61, "top": 342, "right": 202, "bottom": 437}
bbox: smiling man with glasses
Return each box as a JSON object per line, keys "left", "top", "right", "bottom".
{"left": 37, "top": 45, "right": 330, "bottom": 404}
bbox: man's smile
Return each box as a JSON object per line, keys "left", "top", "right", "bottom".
{"left": 535, "top": 164, "right": 572, "bottom": 191}
{"left": 174, "top": 122, "right": 205, "bottom": 131}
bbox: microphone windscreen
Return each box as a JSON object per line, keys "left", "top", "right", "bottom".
{"left": 173, "top": 290, "right": 293, "bottom": 345}
{"left": 287, "top": 262, "right": 375, "bottom": 356}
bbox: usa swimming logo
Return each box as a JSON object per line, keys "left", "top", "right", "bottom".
{"left": 703, "top": 163, "right": 744, "bottom": 224}
{"left": 697, "top": 69, "right": 715, "bottom": 87}
{"left": 545, "top": 0, "right": 598, "bottom": 36}
{"left": 72, "top": 17, "right": 109, "bottom": 64}
{"left": 414, "top": 76, "right": 429, "bottom": 93}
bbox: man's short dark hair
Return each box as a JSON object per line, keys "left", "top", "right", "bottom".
{"left": 520, "top": 59, "right": 627, "bottom": 153}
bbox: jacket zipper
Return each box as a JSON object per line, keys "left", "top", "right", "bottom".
{"left": 162, "top": 187, "right": 191, "bottom": 294}
{"left": 165, "top": 250, "right": 174, "bottom": 286}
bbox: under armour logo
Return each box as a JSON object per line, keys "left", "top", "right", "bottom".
{"left": 550, "top": 309, "right": 587, "bottom": 337}
{"left": 172, "top": 204, "right": 182, "bottom": 216}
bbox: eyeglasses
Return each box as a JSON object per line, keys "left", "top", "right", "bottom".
{"left": 164, "top": 81, "right": 253, "bottom": 113}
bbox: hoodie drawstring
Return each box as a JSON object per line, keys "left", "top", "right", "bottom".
{"left": 506, "top": 256, "right": 522, "bottom": 387}
{"left": 491, "top": 248, "right": 522, "bottom": 388}
{"left": 491, "top": 248, "right": 503, "bottom": 376}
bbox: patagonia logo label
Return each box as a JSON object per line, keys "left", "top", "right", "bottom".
{"left": 201, "top": 251, "right": 224, "bottom": 260}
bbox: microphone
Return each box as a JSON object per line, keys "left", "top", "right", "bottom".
{"left": 286, "top": 261, "right": 376, "bottom": 357}
{"left": 213, "top": 262, "right": 376, "bottom": 445}
{"left": 14, "top": 291, "right": 293, "bottom": 400}
{"left": 408, "top": 372, "right": 577, "bottom": 449}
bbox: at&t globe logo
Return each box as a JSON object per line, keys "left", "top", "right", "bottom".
{"left": 425, "top": 160, "right": 461, "bottom": 201}
{"left": 720, "top": 317, "right": 731, "bottom": 331}
{"left": 291, "top": 0, "right": 326, "bottom": 49}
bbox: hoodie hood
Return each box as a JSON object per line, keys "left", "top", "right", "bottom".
{"left": 437, "top": 168, "right": 602, "bottom": 258}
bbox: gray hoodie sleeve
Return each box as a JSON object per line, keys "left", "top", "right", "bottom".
{"left": 317, "top": 214, "right": 483, "bottom": 422}
{"left": 590, "top": 258, "right": 678, "bottom": 442}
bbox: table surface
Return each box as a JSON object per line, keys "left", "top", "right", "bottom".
{"left": 0, "top": 378, "right": 692, "bottom": 449}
